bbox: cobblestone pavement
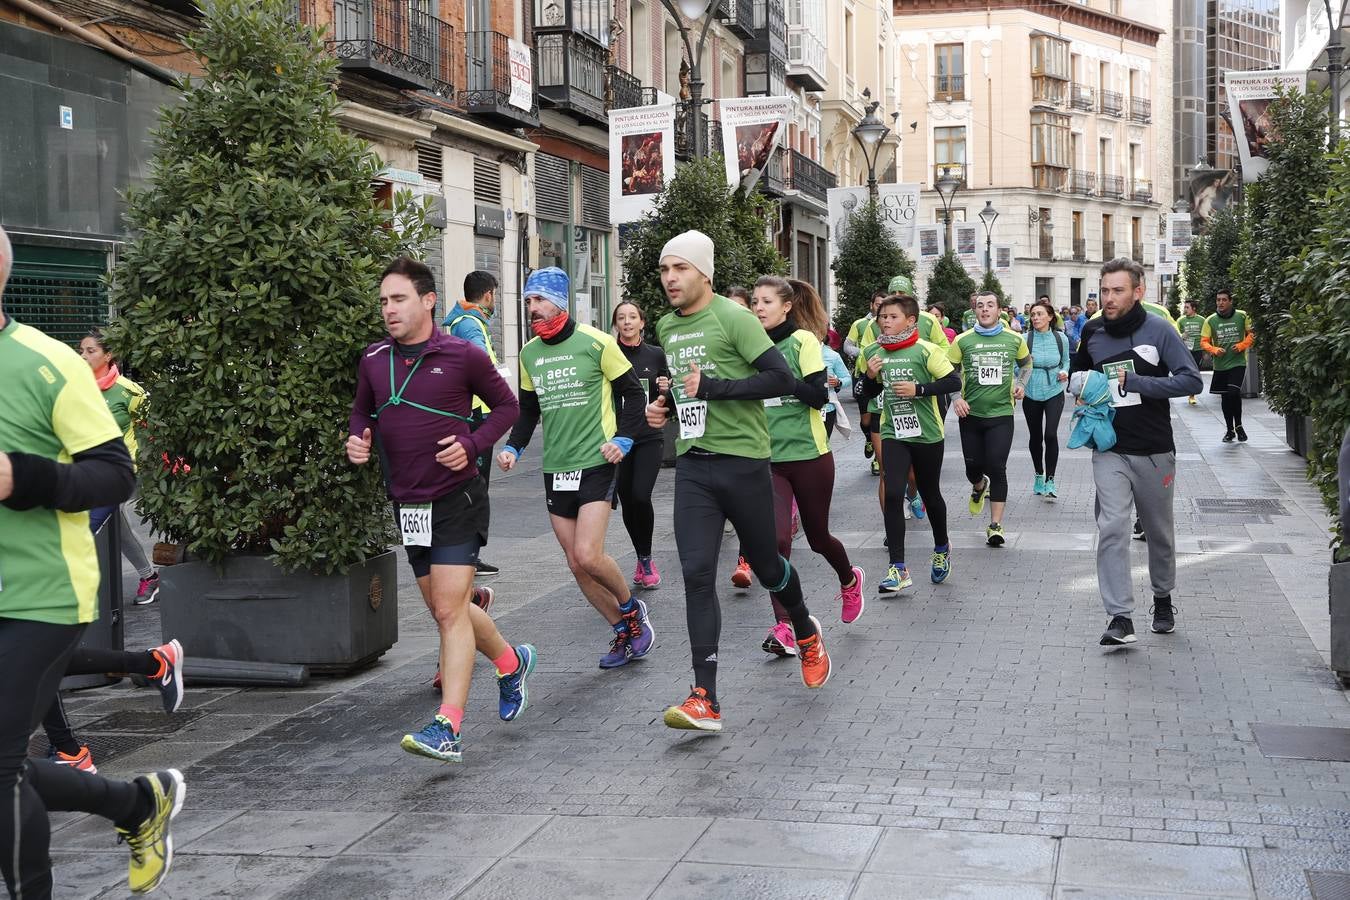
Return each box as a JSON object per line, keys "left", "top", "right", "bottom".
{"left": 47, "top": 387, "right": 1350, "bottom": 898}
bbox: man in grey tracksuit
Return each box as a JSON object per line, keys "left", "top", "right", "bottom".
{"left": 1072, "top": 258, "right": 1202, "bottom": 646}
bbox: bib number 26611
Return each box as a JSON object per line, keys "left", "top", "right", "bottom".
{"left": 677, "top": 400, "right": 707, "bottom": 439}
{"left": 399, "top": 503, "right": 432, "bottom": 547}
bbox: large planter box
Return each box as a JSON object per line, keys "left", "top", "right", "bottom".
{"left": 1285, "top": 413, "right": 1312, "bottom": 458}
{"left": 1332, "top": 561, "right": 1350, "bottom": 689}
{"left": 158, "top": 550, "right": 398, "bottom": 675}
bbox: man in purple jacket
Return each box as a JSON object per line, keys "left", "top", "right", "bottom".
{"left": 347, "top": 257, "right": 536, "bottom": 764}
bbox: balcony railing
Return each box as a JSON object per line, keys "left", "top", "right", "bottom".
{"left": 934, "top": 73, "right": 965, "bottom": 101}
{"left": 1131, "top": 243, "right": 1145, "bottom": 263}
{"left": 674, "top": 103, "right": 721, "bottom": 160}
{"left": 933, "top": 163, "right": 968, "bottom": 188}
{"left": 1102, "top": 239, "right": 1116, "bottom": 259}
{"left": 605, "top": 65, "right": 653, "bottom": 111}
{"left": 536, "top": 30, "right": 608, "bottom": 126}
{"left": 1099, "top": 174, "right": 1124, "bottom": 198}
{"left": 321, "top": 0, "right": 456, "bottom": 93}
{"left": 1099, "top": 89, "right": 1123, "bottom": 117}
{"left": 724, "top": 0, "right": 754, "bottom": 38}
{"left": 1069, "top": 169, "right": 1096, "bottom": 195}
{"left": 1039, "top": 233, "right": 1054, "bottom": 260}
{"left": 786, "top": 149, "right": 834, "bottom": 202}
{"left": 787, "top": 26, "right": 827, "bottom": 92}
{"left": 1129, "top": 96, "right": 1151, "bottom": 123}
{"left": 461, "top": 31, "right": 539, "bottom": 127}
{"left": 1072, "top": 237, "right": 1087, "bottom": 261}
{"left": 1130, "top": 178, "right": 1153, "bottom": 202}
{"left": 1070, "top": 82, "right": 1095, "bottom": 111}
{"left": 762, "top": 145, "right": 787, "bottom": 196}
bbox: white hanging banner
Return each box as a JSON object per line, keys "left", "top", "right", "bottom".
{"left": 916, "top": 224, "right": 945, "bottom": 265}
{"left": 1155, "top": 239, "right": 1178, "bottom": 276}
{"left": 720, "top": 95, "right": 792, "bottom": 190}
{"left": 993, "top": 244, "right": 1014, "bottom": 279}
{"left": 608, "top": 104, "right": 677, "bottom": 224}
{"left": 1166, "top": 212, "right": 1193, "bottom": 255}
{"left": 827, "top": 183, "right": 922, "bottom": 262}
{"left": 1223, "top": 69, "right": 1307, "bottom": 183}
{"left": 954, "top": 223, "right": 981, "bottom": 274}
{"left": 507, "top": 39, "right": 534, "bottom": 111}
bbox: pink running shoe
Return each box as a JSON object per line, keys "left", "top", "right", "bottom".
{"left": 632, "top": 561, "right": 646, "bottom": 586}
{"left": 636, "top": 558, "right": 661, "bottom": 589}
{"left": 761, "top": 620, "right": 798, "bottom": 657}
{"left": 839, "top": 566, "right": 866, "bottom": 624}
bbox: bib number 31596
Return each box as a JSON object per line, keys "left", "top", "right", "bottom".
{"left": 399, "top": 503, "right": 432, "bottom": 547}
{"left": 677, "top": 400, "right": 707, "bottom": 439}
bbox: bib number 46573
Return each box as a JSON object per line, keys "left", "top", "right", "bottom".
{"left": 677, "top": 400, "right": 707, "bottom": 439}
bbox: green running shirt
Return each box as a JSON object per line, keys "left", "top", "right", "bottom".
{"left": 862, "top": 338, "right": 954, "bottom": 444}
{"left": 1201, "top": 309, "right": 1253, "bottom": 372}
{"left": 1177, "top": 314, "right": 1205, "bottom": 352}
{"left": 766, "top": 329, "right": 830, "bottom": 462}
{"left": 0, "top": 320, "right": 122, "bottom": 624}
{"left": 519, "top": 323, "right": 632, "bottom": 473}
{"left": 656, "top": 295, "right": 775, "bottom": 459}
{"left": 948, "top": 329, "right": 1030, "bottom": 419}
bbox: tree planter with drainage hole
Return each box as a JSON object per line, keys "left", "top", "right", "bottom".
{"left": 158, "top": 551, "right": 398, "bottom": 675}
{"left": 1333, "top": 561, "right": 1350, "bottom": 689}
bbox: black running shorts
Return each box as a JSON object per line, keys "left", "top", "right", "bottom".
{"left": 543, "top": 463, "right": 617, "bottom": 519}
{"left": 399, "top": 476, "right": 490, "bottom": 577}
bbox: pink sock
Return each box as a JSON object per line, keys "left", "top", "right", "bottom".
{"left": 437, "top": 705, "right": 463, "bottom": 732}
{"left": 492, "top": 647, "right": 520, "bottom": 676}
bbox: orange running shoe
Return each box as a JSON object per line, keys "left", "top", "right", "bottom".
{"left": 796, "top": 615, "right": 831, "bottom": 688}
{"left": 730, "top": 557, "right": 753, "bottom": 589}
{"left": 663, "top": 687, "right": 722, "bottom": 732}
{"left": 51, "top": 745, "right": 98, "bottom": 774}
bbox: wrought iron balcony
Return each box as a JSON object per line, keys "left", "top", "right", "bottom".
{"left": 787, "top": 26, "right": 826, "bottom": 92}
{"left": 724, "top": 0, "right": 755, "bottom": 39}
{"left": 1072, "top": 238, "right": 1087, "bottom": 261}
{"left": 536, "top": 30, "right": 608, "bottom": 126}
{"left": 1102, "top": 238, "right": 1116, "bottom": 259}
{"left": 934, "top": 73, "right": 965, "bottom": 101}
{"left": 760, "top": 145, "right": 787, "bottom": 196}
{"left": 1099, "top": 89, "right": 1123, "bottom": 117}
{"left": 605, "top": 65, "right": 655, "bottom": 111}
{"left": 1099, "top": 174, "right": 1124, "bottom": 198}
{"left": 1130, "top": 178, "right": 1153, "bottom": 202}
{"left": 786, "top": 149, "right": 833, "bottom": 203}
{"left": 1069, "top": 169, "right": 1096, "bottom": 195}
{"left": 322, "top": 0, "right": 456, "bottom": 93}
{"left": 1129, "top": 96, "right": 1152, "bottom": 123}
{"left": 1070, "top": 82, "right": 1095, "bottom": 111}
{"left": 933, "top": 163, "right": 967, "bottom": 188}
{"left": 674, "top": 104, "right": 709, "bottom": 160}
{"left": 460, "top": 31, "right": 539, "bottom": 128}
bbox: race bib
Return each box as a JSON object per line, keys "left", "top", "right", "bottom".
{"left": 977, "top": 362, "right": 1004, "bottom": 386}
{"left": 399, "top": 503, "right": 432, "bottom": 547}
{"left": 763, "top": 396, "right": 783, "bottom": 407}
{"left": 890, "top": 400, "right": 922, "bottom": 439}
{"left": 676, "top": 399, "right": 707, "bottom": 439}
{"left": 496, "top": 364, "right": 512, "bottom": 380}
{"left": 552, "top": 470, "right": 582, "bottom": 491}
{"left": 1102, "top": 361, "right": 1141, "bottom": 408}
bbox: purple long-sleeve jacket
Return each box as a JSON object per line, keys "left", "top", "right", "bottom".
{"left": 348, "top": 331, "right": 518, "bottom": 503}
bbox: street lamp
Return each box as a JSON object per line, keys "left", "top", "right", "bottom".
{"left": 978, "top": 200, "right": 999, "bottom": 274}
{"left": 850, "top": 89, "right": 892, "bottom": 201}
{"left": 659, "top": 0, "right": 719, "bottom": 157}
{"left": 1322, "top": 0, "right": 1345, "bottom": 149}
{"left": 935, "top": 166, "right": 961, "bottom": 250}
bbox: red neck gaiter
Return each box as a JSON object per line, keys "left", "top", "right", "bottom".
{"left": 531, "top": 312, "right": 570, "bottom": 340}
{"left": 96, "top": 363, "right": 120, "bottom": 391}
{"left": 877, "top": 328, "right": 920, "bottom": 351}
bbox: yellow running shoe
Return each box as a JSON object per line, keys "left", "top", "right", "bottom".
{"left": 116, "top": 769, "right": 186, "bottom": 894}
{"left": 968, "top": 478, "right": 990, "bottom": 516}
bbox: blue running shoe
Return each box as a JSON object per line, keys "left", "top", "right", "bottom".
{"left": 400, "top": 715, "right": 462, "bottom": 762}
{"left": 623, "top": 599, "right": 655, "bottom": 659}
{"left": 910, "top": 494, "right": 926, "bottom": 519}
{"left": 1033, "top": 474, "right": 1045, "bottom": 496}
{"left": 497, "top": 644, "right": 537, "bottom": 721}
{"left": 930, "top": 549, "right": 951, "bottom": 584}
{"left": 878, "top": 565, "right": 912, "bottom": 594}
{"left": 598, "top": 629, "right": 631, "bottom": 668}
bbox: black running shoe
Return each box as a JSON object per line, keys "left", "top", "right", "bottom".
{"left": 1150, "top": 597, "right": 1175, "bottom": 634}
{"left": 1222, "top": 430, "right": 1236, "bottom": 443}
{"left": 1132, "top": 520, "right": 1147, "bottom": 542}
{"left": 1235, "top": 426, "right": 1248, "bottom": 442}
{"left": 474, "top": 560, "right": 500, "bottom": 579}
{"left": 1099, "top": 615, "right": 1137, "bottom": 646}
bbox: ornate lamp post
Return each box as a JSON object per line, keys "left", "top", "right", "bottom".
{"left": 850, "top": 89, "right": 891, "bottom": 201}
{"left": 658, "top": 0, "right": 718, "bottom": 156}
{"left": 978, "top": 200, "right": 1000, "bottom": 274}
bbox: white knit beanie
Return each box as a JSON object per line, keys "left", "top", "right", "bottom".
{"left": 660, "top": 230, "right": 715, "bottom": 282}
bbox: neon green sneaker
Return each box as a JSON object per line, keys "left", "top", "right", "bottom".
{"left": 878, "top": 565, "right": 913, "bottom": 594}
{"left": 968, "top": 478, "right": 989, "bottom": 516}
{"left": 116, "top": 769, "right": 186, "bottom": 895}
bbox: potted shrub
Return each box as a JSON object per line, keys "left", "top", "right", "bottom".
{"left": 107, "top": 0, "right": 431, "bottom": 672}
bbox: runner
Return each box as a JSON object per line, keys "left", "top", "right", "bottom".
{"left": 820, "top": 337, "right": 851, "bottom": 438}
{"left": 751, "top": 276, "right": 865, "bottom": 658}
{"left": 1201, "top": 290, "right": 1255, "bottom": 442}
{"left": 347, "top": 256, "right": 535, "bottom": 763}
{"left": 648, "top": 230, "right": 832, "bottom": 732}
{"left": 1021, "top": 299, "right": 1070, "bottom": 499}
{"left": 77, "top": 329, "right": 160, "bottom": 604}
{"left": 860, "top": 292, "right": 961, "bottom": 593}
{"left": 949, "top": 290, "right": 1031, "bottom": 547}
{"left": 845, "top": 290, "right": 885, "bottom": 476}
{"left": 442, "top": 270, "right": 507, "bottom": 579}
{"left": 498, "top": 267, "right": 654, "bottom": 669}
{"left": 1176, "top": 300, "right": 1206, "bottom": 406}
{"left": 1071, "top": 258, "right": 1200, "bottom": 645}
{"left": 611, "top": 299, "right": 669, "bottom": 589}
{"left": 0, "top": 225, "right": 186, "bottom": 898}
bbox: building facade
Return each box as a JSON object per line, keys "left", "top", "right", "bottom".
{"left": 1282, "top": 0, "right": 1347, "bottom": 126}
{"left": 893, "top": 0, "right": 1172, "bottom": 311}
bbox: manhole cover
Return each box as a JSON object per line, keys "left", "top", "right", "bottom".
{"left": 28, "top": 732, "right": 159, "bottom": 766}
{"left": 81, "top": 708, "right": 206, "bottom": 736}
{"left": 1252, "top": 724, "right": 1350, "bottom": 762}
{"left": 1308, "top": 870, "right": 1350, "bottom": 900}
{"left": 1193, "top": 498, "right": 1289, "bottom": 516}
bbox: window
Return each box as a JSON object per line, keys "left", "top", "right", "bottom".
{"left": 1033, "top": 76, "right": 1065, "bottom": 106}
{"left": 844, "top": 9, "right": 855, "bottom": 79}
{"left": 1072, "top": 210, "right": 1084, "bottom": 241}
{"left": 1030, "top": 111, "right": 1070, "bottom": 166}
{"left": 935, "top": 43, "right": 964, "bottom": 99}
{"left": 1031, "top": 34, "right": 1069, "bottom": 79}
{"left": 1128, "top": 143, "right": 1139, "bottom": 180}
{"left": 630, "top": 0, "right": 649, "bottom": 83}
{"left": 934, "top": 126, "right": 967, "bottom": 182}
{"left": 1098, "top": 137, "right": 1111, "bottom": 175}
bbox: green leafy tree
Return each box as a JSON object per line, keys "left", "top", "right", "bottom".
{"left": 979, "top": 270, "right": 1007, "bottom": 305}
{"left": 1199, "top": 206, "right": 1240, "bottom": 315}
{"left": 1231, "top": 88, "right": 1331, "bottom": 419}
{"left": 106, "top": 0, "right": 432, "bottom": 572}
{"left": 620, "top": 156, "right": 786, "bottom": 333}
{"left": 1181, "top": 238, "right": 1209, "bottom": 313}
{"left": 926, "top": 251, "right": 979, "bottom": 318}
{"left": 829, "top": 200, "right": 913, "bottom": 333}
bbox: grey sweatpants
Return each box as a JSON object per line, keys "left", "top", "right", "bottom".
{"left": 1092, "top": 450, "right": 1177, "bottom": 617}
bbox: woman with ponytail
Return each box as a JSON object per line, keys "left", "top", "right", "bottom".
{"left": 611, "top": 300, "right": 669, "bottom": 588}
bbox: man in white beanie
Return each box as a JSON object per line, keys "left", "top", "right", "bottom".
{"left": 647, "top": 230, "right": 833, "bottom": 733}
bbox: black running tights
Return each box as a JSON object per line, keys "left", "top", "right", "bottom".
{"left": 43, "top": 648, "right": 160, "bottom": 756}
{"left": 957, "top": 414, "right": 1015, "bottom": 503}
{"left": 614, "top": 438, "right": 662, "bottom": 558}
{"left": 1, "top": 618, "right": 149, "bottom": 900}
{"left": 1021, "top": 393, "right": 1065, "bottom": 478}
{"left": 881, "top": 439, "right": 949, "bottom": 566}
{"left": 769, "top": 453, "right": 853, "bottom": 622}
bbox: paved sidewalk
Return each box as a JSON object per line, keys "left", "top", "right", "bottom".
{"left": 46, "top": 388, "right": 1350, "bottom": 899}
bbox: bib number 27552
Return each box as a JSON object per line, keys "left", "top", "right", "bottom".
{"left": 399, "top": 503, "right": 432, "bottom": 547}
{"left": 677, "top": 400, "right": 707, "bottom": 439}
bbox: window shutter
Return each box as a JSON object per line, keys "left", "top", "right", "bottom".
{"left": 473, "top": 156, "right": 502, "bottom": 205}
{"left": 579, "top": 165, "right": 609, "bottom": 231}
{"left": 534, "top": 154, "right": 571, "bottom": 221}
{"left": 416, "top": 142, "right": 443, "bottom": 182}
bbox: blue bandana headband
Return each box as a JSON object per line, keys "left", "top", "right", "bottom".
{"left": 524, "top": 266, "right": 570, "bottom": 311}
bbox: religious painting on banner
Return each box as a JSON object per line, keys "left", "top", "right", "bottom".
{"left": 719, "top": 96, "right": 791, "bottom": 191}
{"left": 608, "top": 104, "right": 677, "bottom": 223}
{"left": 1223, "top": 70, "right": 1307, "bottom": 183}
